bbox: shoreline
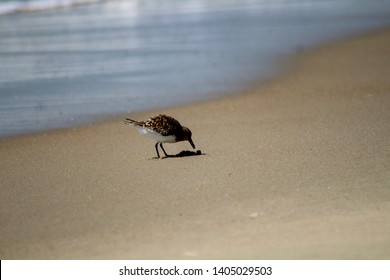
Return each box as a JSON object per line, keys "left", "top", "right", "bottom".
{"left": 1, "top": 28, "right": 390, "bottom": 259}
{"left": 0, "top": 27, "right": 387, "bottom": 141}
{"left": 3, "top": 0, "right": 390, "bottom": 139}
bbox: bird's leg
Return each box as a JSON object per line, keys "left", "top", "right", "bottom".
{"left": 160, "top": 143, "right": 170, "bottom": 157}
{"left": 155, "top": 142, "right": 160, "bottom": 158}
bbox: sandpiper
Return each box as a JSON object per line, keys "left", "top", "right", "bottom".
{"left": 125, "top": 114, "right": 196, "bottom": 158}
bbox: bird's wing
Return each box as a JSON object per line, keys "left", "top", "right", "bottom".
{"left": 144, "top": 115, "right": 182, "bottom": 136}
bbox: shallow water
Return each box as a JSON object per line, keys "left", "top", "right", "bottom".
{"left": 1, "top": 0, "right": 390, "bottom": 137}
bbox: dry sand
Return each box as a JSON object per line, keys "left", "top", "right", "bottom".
{"left": 1, "top": 29, "right": 390, "bottom": 260}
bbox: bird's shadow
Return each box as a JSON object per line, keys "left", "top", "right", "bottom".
{"left": 149, "top": 150, "right": 205, "bottom": 160}
{"left": 166, "top": 149, "right": 205, "bottom": 158}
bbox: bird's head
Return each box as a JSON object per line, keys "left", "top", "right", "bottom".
{"left": 181, "top": 126, "right": 196, "bottom": 149}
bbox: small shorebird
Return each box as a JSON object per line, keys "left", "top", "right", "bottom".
{"left": 125, "top": 114, "right": 196, "bottom": 158}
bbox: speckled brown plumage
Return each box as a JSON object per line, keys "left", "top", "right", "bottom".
{"left": 138, "top": 114, "right": 183, "bottom": 136}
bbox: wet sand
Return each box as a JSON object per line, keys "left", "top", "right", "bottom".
{"left": 1, "top": 29, "right": 390, "bottom": 259}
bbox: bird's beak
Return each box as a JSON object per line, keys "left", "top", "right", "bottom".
{"left": 189, "top": 138, "right": 196, "bottom": 149}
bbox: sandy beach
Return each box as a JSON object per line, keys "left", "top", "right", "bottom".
{"left": 1, "top": 29, "right": 390, "bottom": 259}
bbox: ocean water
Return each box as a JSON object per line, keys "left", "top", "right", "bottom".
{"left": 1, "top": 0, "right": 390, "bottom": 137}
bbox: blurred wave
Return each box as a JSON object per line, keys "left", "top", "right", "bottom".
{"left": 0, "top": 0, "right": 106, "bottom": 15}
